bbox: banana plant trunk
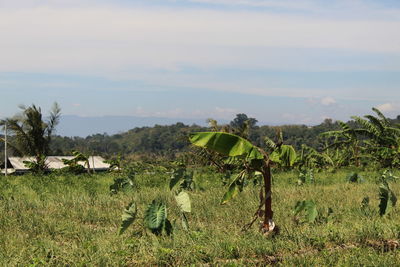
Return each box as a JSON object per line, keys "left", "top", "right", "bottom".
{"left": 354, "top": 142, "right": 360, "bottom": 167}
{"left": 262, "top": 163, "right": 274, "bottom": 231}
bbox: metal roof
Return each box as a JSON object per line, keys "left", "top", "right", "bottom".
{"left": 6, "top": 156, "right": 110, "bottom": 172}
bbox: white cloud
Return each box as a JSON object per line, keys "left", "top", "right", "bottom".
{"left": 307, "top": 96, "right": 337, "bottom": 106}
{"left": 320, "top": 96, "right": 336, "bottom": 106}
{"left": 376, "top": 103, "right": 397, "bottom": 112}
{"left": 0, "top": 6, "right": 400, "bottom": 75}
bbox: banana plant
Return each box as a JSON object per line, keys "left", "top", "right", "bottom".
{"left": 374, "top": 170, "right": 397, "bottom": 216}
{"left": 351, "top": 108, "right": 400, "bottom": 167}
{"left": 189, "top": 132, "right": 296, "bottom": 235}
{"left": 296, "top": 144, "right": 337, "bottom": 170}
{"left": 62, "top": 150, "right": 91, "bottom": 174}
{"left": 321, "top": 121, "right": 362, "bottom": 167}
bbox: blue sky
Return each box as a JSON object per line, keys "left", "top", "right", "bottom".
{"left": 1, "top": 0, "right": 400, "bottom": 126}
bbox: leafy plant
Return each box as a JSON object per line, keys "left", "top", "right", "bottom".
{"left": 170, "top": 168, "right": 196, "bottom": 191}
{"left": 109, "top": 177, "right": 135, "bottom": 194}
{"left": 23, "top": 155, "right": 48, "bottom": 174}
{"left": 175, "top": 191, "right": 191, "bottom": 213}
{"left": 144, "top": 200, "right": 173, "bottom": 236}
{"left": 175, "top": 191, "right": 191, "bottom": 230}
{"left": 321, "top": 121, "right": 362, "bottom": 167}
{"left": 297, "top": 144, "right": 335, "bottom": 170}
{"left": 379, "top": 182, "right": 397, "bottom": 216}
{"left": 269, "top": 145, "right": 297, "bottom": 167}
{"left": 293, "top": 200, "right": 318, "bottom": 224}
{"left": 220, "top": 171, "right": 245, "bottom": 205}
{"left": 351, "top": 108, "right": 400, "bottom": 168}
{"left": 189, "top": 131, "right": 296, "bottom": 235}
{"left": 379, "top": 169, "right": 398, "bottom": 183}
{"left": 109, "top": 161, "right": 138, "bottom": 194}
{"left": 104, "top": 155, "right": 122, "bottom": 172}
{"left": 119, "top": 202, "right": 137, "bottom": 235}
{"left": 169, "top": 165, "right": 193, "bottom": 230}
{"left": 119, "top": 199, "right": 174, "bottom": 236}
{"left": 62, "top": 151, "right": 91, "bottom": 174}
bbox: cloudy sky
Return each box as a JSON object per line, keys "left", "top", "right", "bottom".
{"left": 1, "top": 0, "right": 400, "bottom": 125}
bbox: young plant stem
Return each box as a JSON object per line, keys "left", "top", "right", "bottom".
{"left": 263, "top": 163, "right": 273, "bottom": 229}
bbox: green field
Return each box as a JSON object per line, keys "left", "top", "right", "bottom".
{"left": 0, "top": 168, "right": 399, "bottom": 266}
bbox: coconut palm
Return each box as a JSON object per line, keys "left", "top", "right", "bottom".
{"left": 0, "top": 103, "right": 61, "bottom": 172}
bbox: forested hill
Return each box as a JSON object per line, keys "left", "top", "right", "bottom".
{"left": 47, "top": 116, "right": 342, "bottom": 158}
{"left": 13, "top": 113, "right": 400, "bottom": 159}
{"left": 48, "top": 113, "right": 400, "bottom": 158}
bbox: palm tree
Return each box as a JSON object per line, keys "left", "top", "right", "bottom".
{"left": 351, "top": 108, "right": 400, "bottom": 167}
{"left": 0, "top": 103, "right": 61, "bottom": 172}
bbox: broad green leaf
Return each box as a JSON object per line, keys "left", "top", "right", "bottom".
{"left": 189, "top": 132, "right": 264, "bottom": 160}
{"left": 294, "top": 200, "right": 318, "bottom": 223}
{"left": 305, "top": 203, "right": 318, "bottom": 223}
{"left": 175, "top": 191, "right": 191, "bottom": 213}
{"left": 119, "top": 202, "right": 137, "bottom": 235}
{"left": 270, "top": 145, "right": 297, "bottom": 167}
{"left": 144, "top": 200, "right": 167, "bottom": 233}
{"left": 170, "top": 168, "right": 185, "bottom": 190}
{"left": 379, "top": 183, "right": 397, "bottom": 216}
{"left": 221, "top": 181, "right": 240, "bottom": 205}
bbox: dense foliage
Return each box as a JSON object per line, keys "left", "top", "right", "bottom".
{"left": 45, "top": 117, "right": 339, "bottom": 158}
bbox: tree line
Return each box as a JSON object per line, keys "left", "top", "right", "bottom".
{"left": 47, "top": 116, "right": 340, "bottom": 159}
{"left": 1, "top": 104, "right": 400, "bottom": 166}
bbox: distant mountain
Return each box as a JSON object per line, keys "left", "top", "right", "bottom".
{"left": 56, "top": 115, "right": 212, "bottom": 137}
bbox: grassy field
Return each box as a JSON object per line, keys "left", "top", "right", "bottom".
{"left": 0, "top": 168, "right": 399, "bottom": 266}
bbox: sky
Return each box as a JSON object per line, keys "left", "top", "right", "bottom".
{"left": 1, "top": 0, "right": 400, "bottom": 128}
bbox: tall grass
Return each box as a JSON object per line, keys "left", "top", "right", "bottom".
{"left": 0, "top": 169, "right": 399, "bottom": 265}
